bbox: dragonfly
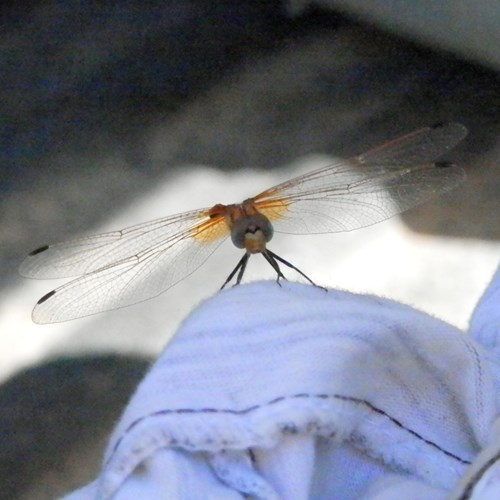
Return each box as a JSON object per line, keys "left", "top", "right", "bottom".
{"left": 20, "top": 122, "right": 467, "bottom": 324}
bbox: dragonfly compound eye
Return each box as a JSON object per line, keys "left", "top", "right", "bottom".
{"left": 230, "top": 213, "right": 274, "bottom": 250}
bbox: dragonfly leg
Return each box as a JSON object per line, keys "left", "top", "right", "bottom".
{"left": 221, "top": 253, "right": 249, "bottom": 289}
{"left": 235, "top": 252, "right": 250, "bottom": 285}
{"left": 262, "top": 250, "right": 287, "bottom": 286}
{"left": 266, "top": 249, "right": 322, "bottom": 288}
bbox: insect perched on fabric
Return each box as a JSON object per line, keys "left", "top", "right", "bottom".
{"left": 20, "top": 122, "right": 467, "bottom": 324}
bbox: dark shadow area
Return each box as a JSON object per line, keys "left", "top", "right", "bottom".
{"left": 0, "top": 354, "right": 150, "bottom": 499}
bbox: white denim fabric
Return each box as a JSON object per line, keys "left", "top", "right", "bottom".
{"left": 65, "top": 261, "right": 500, "bottom": 500}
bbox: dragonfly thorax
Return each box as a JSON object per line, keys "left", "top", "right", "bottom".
{"left": 230, "top": 212, "right": 274, "bottom": 253}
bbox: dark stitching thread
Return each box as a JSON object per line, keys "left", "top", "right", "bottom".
{"left": 334, "top": 394, "right": 471, "bottom": 464}
{"left": 107, "top": 392, "right": 471, "bottom": 466}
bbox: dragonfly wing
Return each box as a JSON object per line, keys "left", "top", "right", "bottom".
{"left": 254, "top": 123, "right": 467, "bottom": 234}
{"left": 358, "top": 122, "right": 468, "bottom": 166}
{"left": 20, "top": 208, "right": 213, "bottom": 279}
{"left": 31, "top": 222, "right": 229, "bottom": 323}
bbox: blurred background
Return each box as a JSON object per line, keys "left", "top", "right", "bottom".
{"left": 1, "top": 1, "right": 499, "bottom": 497}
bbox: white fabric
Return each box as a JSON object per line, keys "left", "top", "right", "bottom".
{"left": 65, "top": 261, "right": 500, "bottom": 500}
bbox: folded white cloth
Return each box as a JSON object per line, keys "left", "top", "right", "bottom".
{"left": 65, "top": 261, "right": 500, "bottom": 500}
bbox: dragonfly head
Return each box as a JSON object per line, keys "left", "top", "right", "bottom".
{"left": 230, "top": 213, "right": 274, "bottom": 254}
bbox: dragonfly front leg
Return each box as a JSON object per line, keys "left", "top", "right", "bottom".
{"left": 220, "top": 253, "right": 250, "bottom": 289}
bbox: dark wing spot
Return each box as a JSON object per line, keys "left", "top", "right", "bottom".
{"left": 435, "top": 161, "right": 454, "bottom": 168}
{"left": 37, "top": 290, "right": 56, "bottom": 305}
{"left": 29, "top": 244, "right": 49, "bottom": 256}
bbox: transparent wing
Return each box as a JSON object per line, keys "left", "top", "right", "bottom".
{"left": 23, "top": 210, "right": 230, "bottom": 323}
{"left": 253, "top": 122, "right": 467, "bottom": 234}
{"left": 20, "top": 208, "right": 216, "bottom": 279}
